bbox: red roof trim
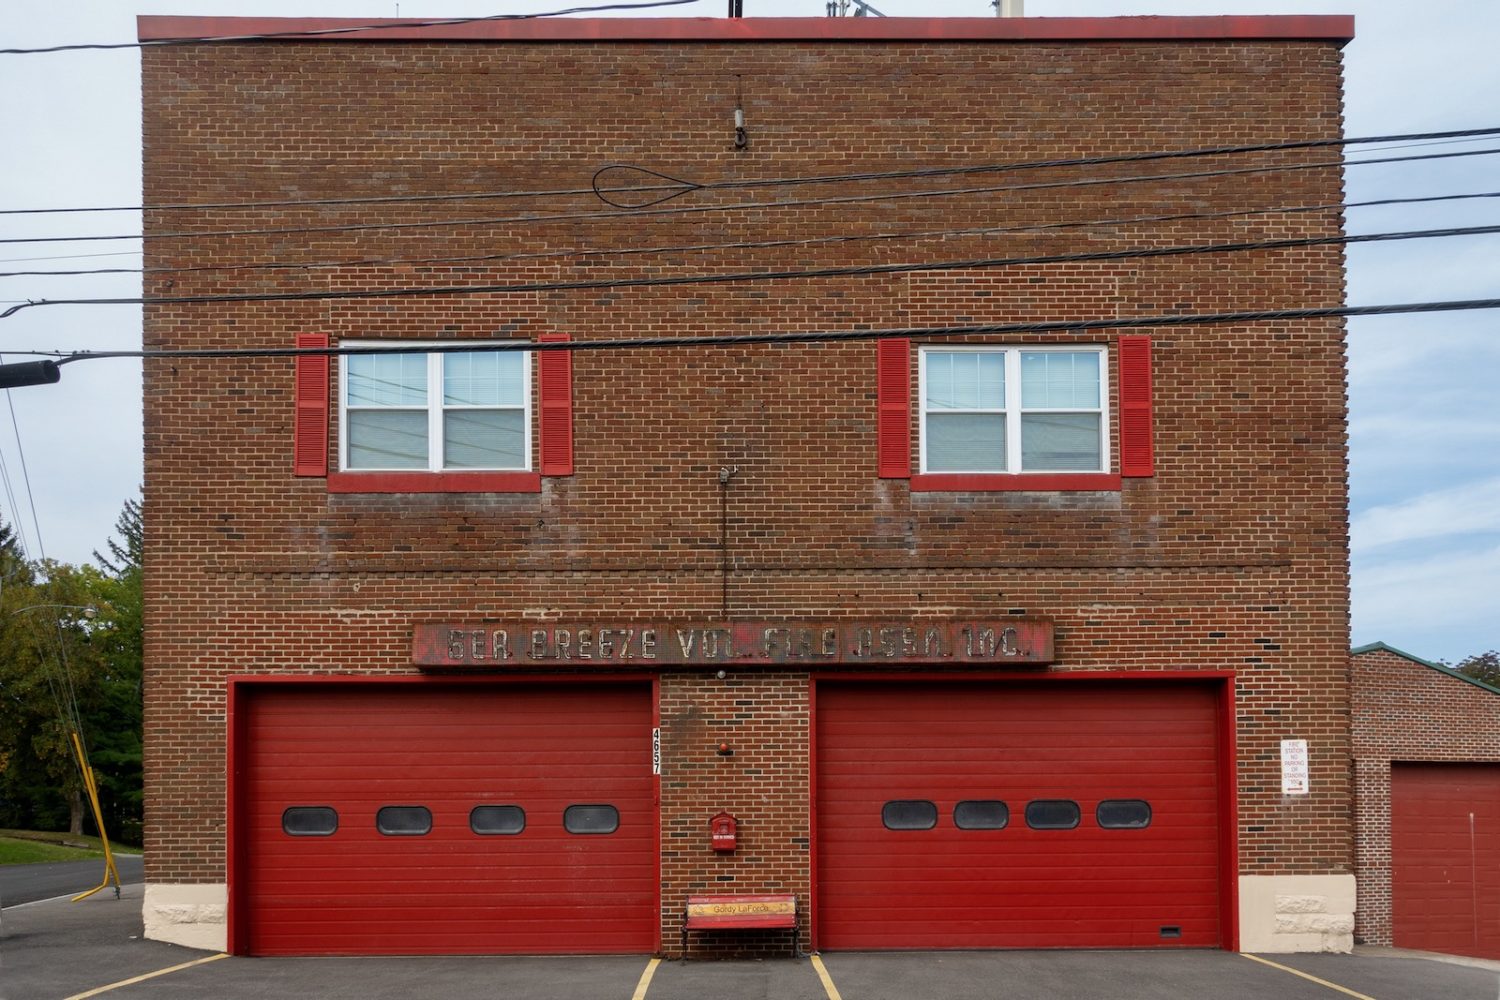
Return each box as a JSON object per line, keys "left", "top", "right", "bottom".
{"left": 137, "top": 15, "right": 1354, "bottom": 45}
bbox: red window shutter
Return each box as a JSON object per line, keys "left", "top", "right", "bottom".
{"left": 1118, "top": 335, "right": 1154, "bottom": 478}
{"left": 293, "top": 333, "right": 329, "bottom": 477}
{"left": 537, "top": 334, "right": 574, "bottom": 476}
{"left": 877, "top": 338, "right": 911, "bottom": 479}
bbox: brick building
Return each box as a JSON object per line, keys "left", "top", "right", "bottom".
{"left": 1351, "top": 642, "right": 1500, "bottom": 958}
{"left": 138, "top": 14, "right": 1356, "bottom": 956}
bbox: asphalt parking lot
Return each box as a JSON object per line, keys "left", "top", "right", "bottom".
{"left": 4, "top": 884, "right": 1499, "bottom": 1000}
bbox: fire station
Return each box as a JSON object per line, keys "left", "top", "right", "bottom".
{"left": 138, "top": 13, "right": 1356, "bottom": 957}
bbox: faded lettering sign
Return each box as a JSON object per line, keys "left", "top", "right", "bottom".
{"left": 413, "top": 620, "right": 1054, "bottom": 669}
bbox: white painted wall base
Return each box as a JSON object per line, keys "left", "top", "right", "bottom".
{"left": 1238, "top": 875, "right": 1356, "bottom": 953}
{"left": 142, "top": 883, "right": 228, "bottom": 952}
{"left": 141, "top": 876, "right": 1351, "bottom": 955}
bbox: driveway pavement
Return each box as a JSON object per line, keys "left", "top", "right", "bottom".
{"left": 5, "top": 884, "right": 1499, "bottom": 1000}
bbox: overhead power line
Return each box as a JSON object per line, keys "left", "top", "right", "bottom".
{"left": 0, "top": 0, "right": 702, "bottom": 55}
{"left": 3, "top": 221, "right": 1496, "bottom": 320}
{"left": 4, "top": 143, "right": 1495, "bottom": 249}
{"left": 6, "top": 188, "right": 1496, "bottom": 280}
{"left": 2, "top": 124, "right": 1497, "bottom": 217}
{"left": 0, "top": 251, "right": 140, "bottom": 265}
{"left": 16, "top": 297, "right": 1499, "bottom": 366}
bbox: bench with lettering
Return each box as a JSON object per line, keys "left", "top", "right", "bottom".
{"left": 681, "top": 894, "right": 799, "bottom": 957}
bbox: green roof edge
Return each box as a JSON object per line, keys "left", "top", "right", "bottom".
{"left": 1352, "top": 641, "right": 1500, "bottom": 697}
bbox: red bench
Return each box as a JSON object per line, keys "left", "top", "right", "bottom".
{"left": 681, "top": 894, "right": 799, "bottom": 958}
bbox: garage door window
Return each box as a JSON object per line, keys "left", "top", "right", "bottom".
{"left": 954, "top": 800, "right": 1009, "bottom": 830}
{"left": 882, "top": 800, "right": 938, "bottom": 830}
{"left": 470, "top": 805, "right": 526, "bottom": 835}
{"left": 376, "top": 805, "right": 433, "bottom": 836}
{"left": 1097, "top": 799, "right": 1152, "bottom": 829}
{"left": 563, "top": 804, "right": 619, "bottom": 834}
{"left": 282, "top": 806, "right": 338, "bottom": 837}
{"left": 1024, "top": 800, "right": 1081, "bottom": 830}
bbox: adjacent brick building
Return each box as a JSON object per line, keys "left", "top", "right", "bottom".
{"left": 138, "top": 14, "right": 1356, "bottom": 956}
{"left": 1351, "top": 642, "right": 1500, "bottom": 958}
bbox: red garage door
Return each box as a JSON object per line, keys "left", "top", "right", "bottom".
{"left": 1392, "top": 763, "right": 1500, "bottom": 959}
{"left": 816, "top": 681, "right": 1223, "bottom": 950}
{"left": 235, "top": 683, "right": 656, "bottom": 956}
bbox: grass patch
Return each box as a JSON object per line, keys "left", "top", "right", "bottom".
{"left": 0, "top": 835, "right": 104, "bottom": 865}
{"left": 0, "top": 829, "right": 141, "bottom": 865}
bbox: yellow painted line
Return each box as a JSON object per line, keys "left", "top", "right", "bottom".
{"left": 631, "top": 957, "right": 661, "bottom": 1000}
{"left": 1241, "top": 953, "right": 1380, "bottom": 1000}
{"left": 63, "top": 953, "right": 229, "bottom": 999}
{"left": 810, "top": 954, "right": 844, "bottom": 1000}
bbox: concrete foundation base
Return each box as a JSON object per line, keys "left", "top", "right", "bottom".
{"left": 1239, "top": 874, "right": 1356, "bottom": 953}
{"left": 142, "top": 883, "right": 227, "bottom": 952}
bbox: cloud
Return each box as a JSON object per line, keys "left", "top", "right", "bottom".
{"left": 1352, "top": 476, "right": 1500, "bottom": 552}
{"left": 1352, "top": 542, "right": 1500, "bottom": 659}
{"left": 1347, "top": 237, "right": 1500, "bottom": 305}
{"left": 1347, "top": 319, "right": 1500, "bottom": 384}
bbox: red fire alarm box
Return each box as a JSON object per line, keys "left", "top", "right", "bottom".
{"left": 710, "top": 811, "right": 737, "bottom": 852}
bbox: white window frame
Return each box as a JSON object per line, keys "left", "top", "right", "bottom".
{"left": 917, "top": 345, "right": 1110, "bottom": 475}
{"left": 338, "top": 341, "right": 532, "bottom": 473}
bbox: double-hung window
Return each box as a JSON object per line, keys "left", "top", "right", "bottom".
{"left": 340, "top": 344, "right": 529, "bottom": 472}
{"left": 919, "top": 346, "right": 1109, "bottom": 475}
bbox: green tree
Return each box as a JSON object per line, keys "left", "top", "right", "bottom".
{"left": 0, "top": 516, "right": 31, "bottom": 587}
{"left": 89, "top": 494, "right": 144, "bottom": 842}
{"left": 0, "top": 513, "right": 46, "bottom": 827}
{"left": 1454, "top": 650, "right": 1500, "bottom": 689}
{"left": 93, "top": 495, "right": 142, "bottom": 578}
{"left": 0, "top": 559, "right": 108, "bottom": 834}
{"left": 0, "top": 497, "right": 144, "bottom": 842}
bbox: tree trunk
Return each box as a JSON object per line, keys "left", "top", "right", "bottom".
{"left": 69, "top": 787, "right": 85, "bottom": 836}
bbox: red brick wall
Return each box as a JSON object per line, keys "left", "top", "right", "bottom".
{"left": 1351, "top": 647, "right": 1500, "bottom": 946}
{"left": 140, "top": 25, "right": 1351, "bottom": 955}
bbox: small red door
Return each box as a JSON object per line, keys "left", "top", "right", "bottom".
{"left": 1392, "top": 763, "right": 1500, "bottom": 958}
{"left": 238, "top": 683, "right": 656, "bottom": 955}
{"left": 816, "top": 681, "right": 1222, "bottom": 950}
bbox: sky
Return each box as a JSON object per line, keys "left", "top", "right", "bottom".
{"left": 1, "top": 0, "right": 1496, "bottom": 662}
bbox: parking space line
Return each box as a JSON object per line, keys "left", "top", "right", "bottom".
{"left": 1241, "top": 953, "right": 1379, "bottom": 1000}
{"left": 62, "top": 953, "right": 229, "bottom": 999}
{"left": 1, "top": 891, "right": 81, "bottom": 910}
{"left": 631, "top": 957, "right": 661, "bottom": 999}
{"left": 810, "top": 954, "right": 844, "bottom": 1000}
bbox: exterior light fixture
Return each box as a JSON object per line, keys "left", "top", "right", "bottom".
{"left": 0, "top": 360, "right": 61, "bottom": 389}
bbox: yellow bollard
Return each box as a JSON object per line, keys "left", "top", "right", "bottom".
{"left": 69, "top": 731, "right": 122, "bottom": 902}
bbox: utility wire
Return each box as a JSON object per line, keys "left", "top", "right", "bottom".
{"left": 4, "top": 143, "right": 1493, "bottom": 248}
{"left": 1356, "top": 134, "right": 1500, "bottom": 154}
{"left": 0, "top": 0, "right": 702, "bottom": 55}
{"left": 3, "top": 378, "right": 48, "bottom": 566}
{"left": 6, "top": 188, "right": 1496, "bottom": 281}
{"left": 0, "top": 359, "right": 89, "bottom": 757}
{"left": 0, "top": 251, "right": 141, "bottom": 265}
{"left": 25, "top": 296, "right": 1500, "bottom": 364}
{"left": 2, "top": 124, "right": 1498, "bottom": 218}
{"left": 0, "top": 383, "right": 33, "bottom": 557}
{"left": 5, "top": 221, "right": 1496, "bottom": 320}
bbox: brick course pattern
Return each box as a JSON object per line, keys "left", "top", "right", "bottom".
{"left": 140, "top": 19, "right": 1352, "bottom": 956}
{"left": 1350, "top": 645, "right": 1500, "bottom": 946}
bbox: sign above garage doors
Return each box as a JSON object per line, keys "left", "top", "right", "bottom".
{"left": 413, "top": 620, "right": 1054, "bottom": 669}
